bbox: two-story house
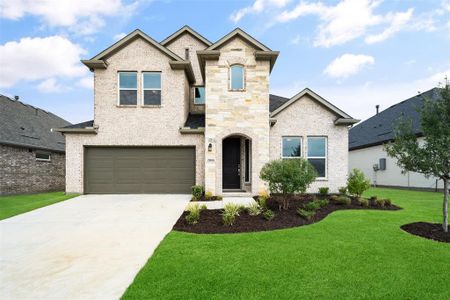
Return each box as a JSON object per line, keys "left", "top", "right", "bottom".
{"left": 56, "top": 26, "right": 358, "bottom": 196}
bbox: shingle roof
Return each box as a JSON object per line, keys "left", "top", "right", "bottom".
{"left": 269, "top": 94, "right": 290, "bottom": 112}
{"left": 184, "top": 114, "right": 205, "bottom": 129}
{"left": 0, "top": 95, "right": 71, "bottom": 152}
{"left": 349, "top": 88, "right": 441, "bottom": 151}
{"left": 62, "top": 120, "right": 94, "bottom": 129}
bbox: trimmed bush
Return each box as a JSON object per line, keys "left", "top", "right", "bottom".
{"left": 357, "top": 197, "right": 369, "bottom": 207}
{"left": 222, "top": 203, "right": 240, "bottom": 226}
{"left": 263, "top": 209, "right": 275, "bottom": 221}
{"left": 297, "top": 208, "right": 315, "bottom": 220}
{"left": 347, "top": 169, "right": 371, "bottom": 197}
{"left": 305, "top": 200, "right": 321, "bottom": 211}
{"left": 375, "top": 198, "right": 386, "bottom": 207}
{"left": 205, "top": 191, "right": 213, "bottom": 200}
{"left": 185, "top": 203, "right": 202, "bottom": 224}
{"left": 317, "top": 199, "right": 329, "bottom": 208}
{"left": 192, "top": 185, "right": 204, "bottom": 199}
{"left": 385, "top": 198, "right": 392, "bottom": 206}
{"left": 215, "top": 195, "right": 223, "bottom": 200}
{"left": 257, "top": 196, "right": 268, "bottom": 209}
{"left": 338, "top": 187, "right": 347, "bottom": 195}
{"left": 329, "top": 195, "right": 339, "bottom": 202}
{"left": 318, "top": 187, "right": 329, "bottom": 195}
{"left": 247, "top": 202, "right": 261, "bottom": 216}
{"left": 260, "top": 158, "right": 317, "bottom": 210}
{"left": 335, "top": 196, "right": 351, "bottom": 205}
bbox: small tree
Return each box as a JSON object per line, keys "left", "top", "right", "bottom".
{"left": 260, "top": 158, "right": 317, "bottom": 210}
{"left": 385, "top": 80, "right": 450, "bottom": 232}
{"left": 347, "top": 169, "right": 371, "bottom": 197}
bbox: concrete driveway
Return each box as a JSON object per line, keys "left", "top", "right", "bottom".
{"left": 0, "top": 194, "right": 190, "bottom": 300}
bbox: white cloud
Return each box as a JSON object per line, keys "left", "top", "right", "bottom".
{"left": 113, "top": 32, "right": 127, "bottom": 41}
{"left": 77, "top": 76, "right": 94, "bottom": 89}
{"left": 0, "top": 36, "right": 87, "bottom": 88}
{"left": 324, "top": 54, "right": 375, "bottom": 79}
{"left": 365, "top": 9, "right": 413, "bottom": 44}
{"left": 442, "top": 0, "right": 450, "bottom": 11}
{"left": 230, "top": 0, "right": 290, "bottom": 23}
{"left": 0, "top": 0, "right": 139, "bottom": 35}
{"left": 37, "top": 78, "right": 62, "bottom": 93}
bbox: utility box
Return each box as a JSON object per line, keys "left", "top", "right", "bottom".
{"left": 379, "top": 158, "right": 386, "bottom": 170}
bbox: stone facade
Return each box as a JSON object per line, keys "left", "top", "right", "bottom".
{"left": 65, "top": 37, "right": 204, "bottom": 193}
{"left": 0, "top": 144, "right": 65, "bottom": 195}
{"left": 204, "top": 37, "right": 270, "bottom": 195}
{"left": 269, "top": 94, "right": 349, "bottom": 193}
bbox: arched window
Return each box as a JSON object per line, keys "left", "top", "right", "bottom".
{"left": 229, "top": 65, "right": 244, "bottom": 90}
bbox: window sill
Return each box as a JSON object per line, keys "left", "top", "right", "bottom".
{"left": 116, "top": 105, "right": 137, "bottom": 108}
{"left": 228, "top": 89, "right": 246, "bottom": 92}
{"left": 193, "top": 103, "right": 205, "bottom": 106}
{"left": 36, "top": 159, "right": 51, "bottom": 162}
{"left": 315, "top": 178, "right": 328, "bottom": 181}
{"left": 141, "top": 105, "right": 162, "bottom": 108}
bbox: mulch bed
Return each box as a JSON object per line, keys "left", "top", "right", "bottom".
{"left": 173, "top": 195, "right": 401, "bottom": 234}
{"left": 401, "top": 222, "right": 450, "bottom": 243}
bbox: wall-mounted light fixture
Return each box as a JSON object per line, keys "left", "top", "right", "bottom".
{"left": 208, "top": 143, "right": 212, "bottom": 152}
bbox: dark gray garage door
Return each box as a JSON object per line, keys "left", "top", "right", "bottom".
{"left": 85, "top": 147, "right": 195, "bottom": 194}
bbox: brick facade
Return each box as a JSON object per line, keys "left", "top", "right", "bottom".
{"left": 0, "top": 144, "right": 65, "bottom": 195}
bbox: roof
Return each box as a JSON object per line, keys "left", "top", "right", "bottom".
{"left": 349, "top": 87, "right": 441, "bottom": 151}
{"left": 54, "top": 120, "right": 97, "bottom": 134}
{"left": 270, "top": 88, "right": 358, "bottom": 125}
{"left": 0, "top": 95, "right": 71, "bottom": 152}
{"left": 183, "top": 114, "right": 205, "bottom": 129}
{"left": 160, "top": 25, "right": 212, "bottom": 47}
{"left": 206, "top": 28, "right": 271, "bottom": 51}
{"left": 269, "top": 94, "right": 290, "bottom": 112}
{"left": 63, "top": 120, "right": 94, "bottom": 129}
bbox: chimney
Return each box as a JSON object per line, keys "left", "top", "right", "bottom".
{"left": 14, "top": 95, "right": 19, "bottom": 101}
{"left": 376, "top": 105, "right": 379, "bottom": 115}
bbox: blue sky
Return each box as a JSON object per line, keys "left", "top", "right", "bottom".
{"left": 1, "top": 0, "right": 449, "bottom": 124}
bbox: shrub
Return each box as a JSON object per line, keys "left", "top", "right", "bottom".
{"left": 216, "top": 195, "right": 223, "bottom": 200}
{"left": 357, "top": 197, "right": 369, "bottom": 207}
{"left": 257, "top": 196, "right": 268, "bottom": 209}
{"left": 205, "top": 191, "right": 213, "bottom": 200}
{"left": 369, "top": 195, "right": 378, "bottom": 200}
{"left": 375, "top": 198, "right": 386, "bottom": 207}
{"left": 297, "top": 208, "right": 315, "bottom": 220}
{"left": 335, "top": 196, "right": 351, "bottom": 205}
{"left": 318, "top": 199, "right": 329, "bottom": 208}
{"left": 338, "top": 186, "right": 347, "bottom": 195}
{"left": 385, "top": 198, "right": 392, "bottom": 206}
{"left": 347, "top": 169, "right": 371, "bottom": 197}
{"left": 222, "top": 203, "right": 240, "bottom": 226}
{"left": 263, "top": 209, "right": 275, "bottom": 221}
{"left": 192, "top": 185, "right": 204, "bottom": 199}
{"left": 200, "top": 204, "right": 207, "bottom": 210}
{"left": 318, "top": 187, "right": 329, "bottom": 195}
{"left": 329, "top": 195, "right": 339, "bottom": 202}
{"left": 260, "top": 158, "right": 317, "bottom": 210}
{"left": 185, "top": 203, "right": 201, "bottom": 224}
{"left": 305, "top": 200, "right": 322, "bottom": 211}
{"left": 247, "top": 202, "right": 261, "bottom": 216}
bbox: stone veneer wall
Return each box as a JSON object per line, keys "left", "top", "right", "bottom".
{"left": 0, "top": 144, "right": 65, "bottom": 195}
{"left": 204, "top": 37, "right": 270, "bottom": 196}
{"left": 65, "top": 37, "right": 204, "bottom": 193}
{"left": 269, "top": 95, "right": 349, "bottom": 193}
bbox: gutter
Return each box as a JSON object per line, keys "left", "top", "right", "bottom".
{"left": 52, "top": 126, "right": 98, "bottom": 134}
{"left": 334, "top": 118, "right": 360, "bottom": 125}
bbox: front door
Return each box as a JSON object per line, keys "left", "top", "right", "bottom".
{"left": 222, "top": 138, "right": 241, "bottom": 189}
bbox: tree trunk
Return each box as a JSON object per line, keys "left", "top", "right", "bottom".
{"left": 443, "top": 178, "right": 448, "bottom": 233}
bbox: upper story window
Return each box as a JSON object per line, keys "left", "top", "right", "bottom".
{"left": 282, "top": 137, "right": 301, "bottom": 158}
{"left": 230, "top": 65, "right": 244, "bottom": 90}
{"left": 142, "top": 72, "right": 161, "bottom": 105}
{"left": 194, "top": 86, "right": 205, "bottom": 105}
{"left": 36, "top": 152, "right": 51, "bottom": 162}
{"left": 307, "top": 136, "right": 327, "bottom": 178}
{"left": 185, "top": 48, "right": 190, "bottom": 60}
{"left": 118, "top": 72, "right": 137, "bottom": 105}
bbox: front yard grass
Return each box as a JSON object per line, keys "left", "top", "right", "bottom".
{"left": 123, "top": 188, "right": 450, "bottom": 299}
{"left": 0, "top": 192, "right": 79, "bottom": 220}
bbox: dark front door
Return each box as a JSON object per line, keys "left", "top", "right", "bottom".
{"left": 223, "top": 138, "right": 241, "bottom": 189}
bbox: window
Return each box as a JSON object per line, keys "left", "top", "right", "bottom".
{"left": 36, "top": 152, "right": 51, "bottom": 161}
{"left": 282, "top": 137, "right": 301, "bottom": 158}
{"left": 307, "top": 137, "right": 327, "bottom": 178}
{"left": 118, "top": 72, "right": 137, "bottom": 105}
{"left": 245, "top": 139, "right": 250, "bottom": 182}
{"left": 185, "top": 48, "right": 189, "bottom": 60}
{"left": 142, "top": 72, "right": 161, "bottom": 105}
{"left": 230, "top": 65, "right": 244, "bottom": 90}
{"left": 194, "top": 86, "right": 205, "bottom": 105}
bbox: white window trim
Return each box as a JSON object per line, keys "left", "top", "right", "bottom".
{"left": 281, "top": 136, "right": 302, "bottom": 159}
{"left": 117, "top": 71, "right": 138, "bottom": 106}
{"left": 36, "top": 153, "right": 51, "bottom": 162}
{"left": 193, "top": 86, "right": 205, "bottom": 105}
{"left": 307, "top": 136, "right": 328, "bottom": 180}
{"left": 229, "top": 64, "right": 245, "bottom": 91}
{"left": 141, "top": 72, "right": 162, "bottom": 106}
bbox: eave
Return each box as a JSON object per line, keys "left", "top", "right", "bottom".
{"left": 169, "top": 61, "right": 196, "bottom": 84}
{"left": 255, "top": 51, "right": 279, "bottom": 72}
{"left": 197, "top": 50, "right": 220, "bottom": 80}
{"left": 53, "top": 127, "right": 98, "bottom": 134}
{"left": 81, "top": 59, "right": 108, "bottom": 71}
{"left": 334, "top": 118, "right": 360, "bottom": 126}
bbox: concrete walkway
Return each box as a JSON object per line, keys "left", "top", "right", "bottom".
{"left": 0, "top": 194, "right": 190, "bottom": 300}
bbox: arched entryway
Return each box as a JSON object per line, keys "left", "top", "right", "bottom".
{"left": 222, "top": 135, "right": 252, "bottom": 192}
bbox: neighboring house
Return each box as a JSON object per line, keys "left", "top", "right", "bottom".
{"left": 56, "top": 26, "right": 358, "bottom": 195}
{"left": 0, "top": 95, "right": 71, "bottom": 195}
{"left": 349, "top": 88, "right": 444, "bottom": 191}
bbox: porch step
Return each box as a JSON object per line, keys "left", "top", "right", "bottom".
{"left": 222, "top": 192, "right": 252, "bottom": 197}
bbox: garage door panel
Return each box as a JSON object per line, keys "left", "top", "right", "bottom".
{"left": 85, "top": 147, "right": 195, "bottom": 194}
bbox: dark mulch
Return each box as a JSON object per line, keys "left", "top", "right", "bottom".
{"left": 174, "top": 195, "right": 401, "bottom": 234}
{"left": 401, "top": 222, "right": 450, "bottom": 243}
{"left": 193, "top": 195, "right": 222, "bottom": 201}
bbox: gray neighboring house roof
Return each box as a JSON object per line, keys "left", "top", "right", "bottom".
{"left": 0, "top": 95, "right": 71, "bottom": 153}
{"left": 349, "top": 87, "right": 441, "bottom": 151}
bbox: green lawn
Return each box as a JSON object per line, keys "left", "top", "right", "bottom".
{"left": 0, "top": 192, "right": 79, "bottom": 220}
{"left": 123, "top": 188, "right": 450, "bottom": 299}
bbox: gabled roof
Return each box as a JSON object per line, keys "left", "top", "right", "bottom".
{"left": 206, "top": 28, "right": 271, "bottom": 51}
{"left": 349, "top": 87, "right": 441, "bottom": 151}
{"left": 160, "top": 25, "right": 212, "bottom": 47}
{"left": 270, "top": 88, "right": 358, "bottom": 125}
{"left": 269, "top": 94, "right": 290, "bottom": 112}
{"left": 0, "top": 95, "right": 71, "bottom": 152}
